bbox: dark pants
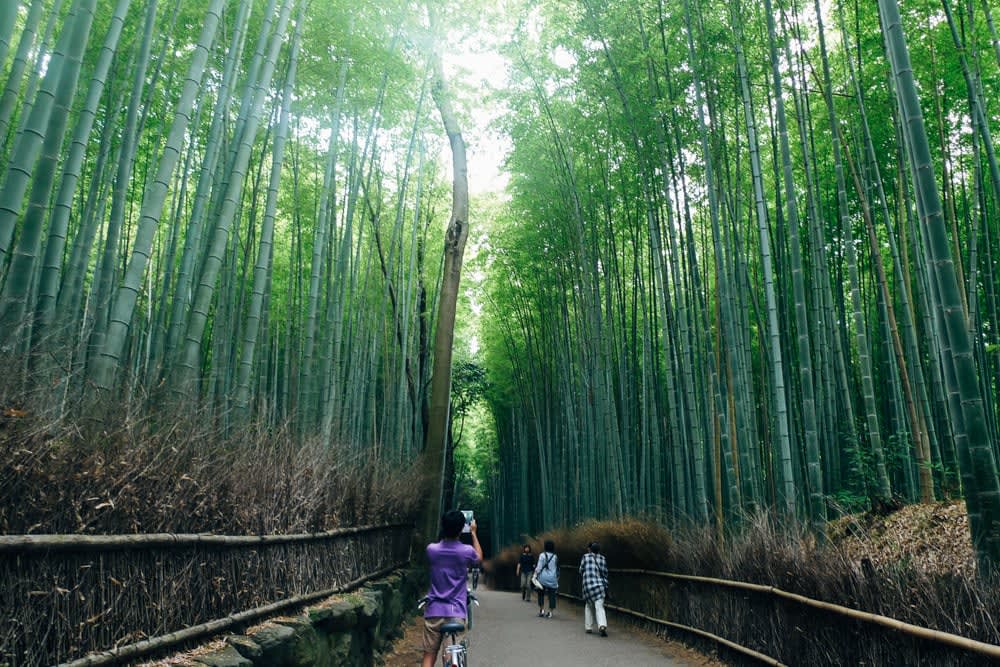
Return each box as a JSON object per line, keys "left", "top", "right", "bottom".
{"left": 537, "top": 586, "right": 556, "bottom": 609}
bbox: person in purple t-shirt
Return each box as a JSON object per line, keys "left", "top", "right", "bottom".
{"left": 422, "top": 509, "right": 483, "bottom": 667}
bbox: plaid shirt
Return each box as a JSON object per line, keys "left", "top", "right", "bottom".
{"left": 578, "top": 552, "right": 608, "bottom": 602}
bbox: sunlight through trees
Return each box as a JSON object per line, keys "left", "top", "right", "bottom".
{"left": 1, "top": 0, "right": 1000, "bottom": 570}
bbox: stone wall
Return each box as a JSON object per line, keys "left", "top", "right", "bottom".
{"left": 189, "top": 567, "right": 424, "bottom": 667}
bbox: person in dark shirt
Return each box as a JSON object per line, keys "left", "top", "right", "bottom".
{"left": 515, "top": 544, "right": 534, "bottom": 601}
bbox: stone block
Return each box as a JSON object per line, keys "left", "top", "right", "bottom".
{"left": 226, "top": 635, "right": 262, "bottom": 660}
{"left": 274, "top": 616, "right": 327, "bottom": 667}
{"left": 248, "top": 623, "right": 296, "bottom": 664}
{"left": 357, "top": 590, "right": 383, "bottom": 628}
{"left": 169, "top": 568, "right": 415, "bottom": 667}
{"left": 310, "top": 597, "right": 359, "bottom": 632}
{"left": 193, "top": 645, "right": 253, "bottom": 667}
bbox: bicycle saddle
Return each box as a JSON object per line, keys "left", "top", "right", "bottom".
{"left": 441, "top": 621, "right": 466, "bottom": 635}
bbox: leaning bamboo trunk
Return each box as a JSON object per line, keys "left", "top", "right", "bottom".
{"left": 0, "top": 0, "right": 96, "bottom": 348}
{"left": 33, "top": 0, "right": 131, "bottom": 338}
{"left": 235, "top": 6, "right": 303, "bottom": 415}
{"left": 420, "top": 4, "right": 470, "bottom": 541}
{"left": 0, "top": 1, "right": 17, "bottom": 73}
{"left": 161, "top": 0, "right": 252, "bottom": 376}
{"left": 84, "top": 0, "right": 160, "bottom": 382}
{"left": 89, "top": 0, "right": 224, "bottom": 391}
{"left": 0, "top": 0, "right": 44, "bottom": 158}
{"left": 0, "top": 0, "right": 79, "bottom": 270}
{"left": 173, "top": 0, "right": 293, "bottom": 394}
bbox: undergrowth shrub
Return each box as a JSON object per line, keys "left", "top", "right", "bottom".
{"left": 0, "top": 396, "right": 422, "bottom": 535}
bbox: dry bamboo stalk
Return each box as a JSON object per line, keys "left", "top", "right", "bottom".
{"left": 56, "top": 561, "right": 408, "bottom": 667}
{"left": 611, "top": 568, "right": 1000, "bottom": 659}
{"left": 0, "top": 523, "right": 410, "bottom": 553}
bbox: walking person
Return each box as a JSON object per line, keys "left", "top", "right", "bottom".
{"left": 534, "top": 539, "right": 558, "bottom": 618}
{"left": 579, "top": 541, "right": 609, "bottom": 636}
{"left": 516, "top": 544, "right": 535, "bottom": 601}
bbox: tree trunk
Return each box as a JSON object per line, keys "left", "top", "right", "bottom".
{"left": 421, "top": 5, "right": 470, "bottom": 541}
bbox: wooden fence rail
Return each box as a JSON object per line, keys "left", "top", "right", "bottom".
{"left": 560, "top": 565, "right": 1000, "bottom": 665}
{"left": 0, "top": 523, "right": 413, "bottom": 666}
{"left": 0, "top": 524, "right": 408, "bottom": 553}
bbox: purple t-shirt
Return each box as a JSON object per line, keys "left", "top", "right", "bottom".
{"left": 425, "top": 539, "right": 479, "bottom": 618}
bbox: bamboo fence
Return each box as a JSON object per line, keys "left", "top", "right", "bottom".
{"left": 560, "top": 565, "right": 1000, "bottom": 665}
{"left": 0, "top": 524, "right": 412, "bottom": 666}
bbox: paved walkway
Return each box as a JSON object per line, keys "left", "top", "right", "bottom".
{"left": 459, "top": 588, "right": 699, "bottom": 666}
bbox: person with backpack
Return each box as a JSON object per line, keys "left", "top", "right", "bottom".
{"left": 579, "top": 541, "right": 609, "bottom": 636}
{"left": 534, "top": 539, "right": 558, "bottom": 618}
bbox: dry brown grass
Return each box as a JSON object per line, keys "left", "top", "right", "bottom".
{"left": 0, "top": 388, "right": 421, "bottom": 665}
{"left": 0, "top": 399, "right": 422, "bottom": 536}
{"left": 828, "top": 499, "right": 975, "bottom": 576}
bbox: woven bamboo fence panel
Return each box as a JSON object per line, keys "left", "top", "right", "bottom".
{"left": 562, "top": 566, "right": 1000, "bottom": 666}
{"left": 0, "top": 524, "right": 412, "bottom": 666}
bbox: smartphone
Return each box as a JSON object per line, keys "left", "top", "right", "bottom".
{"left": 461, "top": 510, "right": 474, "bottom": 533}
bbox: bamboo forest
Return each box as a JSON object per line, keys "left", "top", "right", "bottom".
{"left": 3, "top": 0, "right": 1000, "bottom": 578}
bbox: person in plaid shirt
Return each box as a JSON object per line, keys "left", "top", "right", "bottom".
{"left": 579, "top": 542, "right": 609, "bottom": 636}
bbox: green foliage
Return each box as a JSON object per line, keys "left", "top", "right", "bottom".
{"left": 829, "top": 489, "right": 871, "bottom": 516}
{"left": 4, "top": 0, "right": 1000, "bottom": 570}
{"left": 0, "top": 0, "right": 463, "bottom": 473}
{"left": 452, "top": 403, "right": 498, "bottom": 515}
{"left": 475, "top": 0, "right": 1000, "bottom": 564}
{"left": 451, "top": 359, "right": 488, "bottom": 419}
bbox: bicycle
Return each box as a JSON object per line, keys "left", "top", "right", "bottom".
{"left": 418, "top": 591, "right": 479, "bottom": 667}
